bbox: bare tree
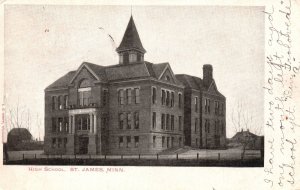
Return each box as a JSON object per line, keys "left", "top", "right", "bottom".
{"left": 231, "top": 101, "right": 262, "bottom": 160}
{"left": 36, "top": 113, "right": 42, "bottom": 141}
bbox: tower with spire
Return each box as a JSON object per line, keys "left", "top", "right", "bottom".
{"left": 116, "top": 16, "right": 146, "bottom": 64}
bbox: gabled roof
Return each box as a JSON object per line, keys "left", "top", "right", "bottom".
{"left": 116, "top": 16, "right": 146, "bottom": 53}
{"left": 175, "top": 74, "right": 203, "bottom": 90}
{"left": 45, "top": 61, "right": 186, "bottom": 90}
{"left": 176, "top": 74, "right": 225, "bottom": 97}
{"left": 46, "top": 71, "right": 76, "bottom": 90}
{"left": 105, "top": 62, "right": 150, "bottom": 81}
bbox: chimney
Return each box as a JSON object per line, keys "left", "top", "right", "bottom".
{"left": 203, "top": 64, "right": 213, "bottom": 87}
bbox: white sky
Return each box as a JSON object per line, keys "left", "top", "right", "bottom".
{"left": 4, "top": 5, "right": 264, "bottom": 140}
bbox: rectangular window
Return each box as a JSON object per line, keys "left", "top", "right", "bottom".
{"left": 119, "top": 136, "right": 123, "bottom": 148}
{"left": 63, "top": 95, "right": 68, "bottom": 109}
{"left": 166, "top": 114, "right": 170, "bottom": 130}
{"left": 63, "top": 138, "right": 67, "bottom": 148}
{"left": 119, "top": 113, "right": 124, "bottom": 129}
{"left": 57, "top": 138, "right": 62, "bottom": 148}
{"left": 195, "top": 118, "right": 198, "bottom": 133}
{"left": 58, "top": 96, "right": 63, "bottom": 110}
{"left": 221, "top": 121, "right": 225, "bottom": 135}
{"left": 52, "top": 118, "right": 57, "bottom": 132}
{"left": 167, "top": 137, "right": 170, "bottom": 148}
{"left": 152, "top": 112, "right": 156, "bottom": 129}
{"left": 51, "top": 138, "right": 56, "bottom": 148}
{"left": 166, "top": 91, "right": 170, "bottom": 106}
{"left": 127, "top": 112, "right": 132, "bottom": 129}
{"left": 215, "top": 120, "right": 217, "bottom": 134}
{"left": 171, "top": 115, "right": 174, "bottom": 130}
{"left": 78, "top": 89, "right": 91, "bottom": 106}
{"left": 64, "top": 117, "right": 69, "bottom": 132}
{"left": 119, "top": 55, "right": 123, "bottom": 64}
{"left": 129, "top": 53, "right": 137, "bottom": 62}
{"left": 134, "top": 136, "right": 139, "bottom": 148}
{"left": 171, "top": 92, "right": 174, "bottom": 107}
{"left": 162, "top": 136, "right": 165, "bottom": 147}
{"left": 179, "top": 116, "right": 182, "bottom": 131}
{"left": 161, "top": 114, "right": 165, "bottom": 129}
{"left": 221, "top": 103, "right": 224, "bottom": 115}
{"left": 52, "top": 96, "right": 56, "bottom": 110}
{"left": 178, "top": 93, "right": 182, "bottom": 108}
{"left": 134, "top": 112, "right": 139, "bottom": 129}
{"left": 126, "top": 89, "right": 132, "bottom": 104}
{"left": 195, "top": 97, "right": 198, "bottom": 112}
{"left": 208, "top": 99, "right": 211, "bottom": 113}
{"left": 58, "top": 117, "right": 63, "bottom": 132}
{"left": 102, "top": 89, "right": 108, "bottom": 106}
{"left": 153, "top": 136, "right": 156, "bottom": 148}
{"left": 134, "top": 88, "right": 140, "bottom": 104}
{"left": 75, "top": 115, "right": 89, "bottom": 131}
{"left": 215, "top": 101, "right": 219, "bottom": 115}
{"left": 161, "top": 90, "right": 166, "bottom": 105}
{"left": 152, "top": 87, "right": 157, "bottom": 104}
{"left": 126, "top": 136, "right": 131, "bottom": 148}
{"left": 171, "top": 137, "right": 174, "bottom": 147}
{"left": 118, "top": 89, "right": 124, "bottom": 105}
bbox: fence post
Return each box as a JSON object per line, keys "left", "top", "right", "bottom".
{"left": 105, "top": 155, "right": 106, "bottom": 160}
{"left": 139, "top": 154, "right": 141, "bottom": 160}
{"left": 61, "top": 154, "right": 62, "bottom": 159}
{"left": 218, "top": 153, "right": 220, "bottom": 161}
{"left": 197, "top": 153, "right": 199, "bottom": 160}
{"left": 121, "top": 155, "right": 123, "bottom": 159}
{"left": 35, "top": 154, "right": 36, "bottom": 159}
{"left": 176, "top": 153, "right": 178, "bottom": 160}
{"left": 75, "top": 154, "right": 76, "bottom": 159}
{"left": 157, "top": 154, "right": 159, "bottom": 160}
{"left": 23, "top": 154, "right": 24, "bottom": 160}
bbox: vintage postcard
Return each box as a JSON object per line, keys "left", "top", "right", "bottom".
{"left": 0, "top": 0, "right": 299, "bottom": 190}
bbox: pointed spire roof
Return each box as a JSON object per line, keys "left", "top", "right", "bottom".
{"left": 116, "top": 16, "right": 146, "bottom": 53}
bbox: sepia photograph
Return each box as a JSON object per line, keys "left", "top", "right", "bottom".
{"left": 3, "top": 5, "right": 265, "bottom": 167}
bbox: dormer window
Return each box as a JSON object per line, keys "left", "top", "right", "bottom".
{"left": 165, "top": 75, "right": 170, "bottom": 81}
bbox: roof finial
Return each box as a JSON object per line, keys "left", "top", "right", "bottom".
{"left": 131, "top": 5, "right": 132, "bottom": 16}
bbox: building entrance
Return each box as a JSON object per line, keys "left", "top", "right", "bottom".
{"left": 78, "top": 136, "right": 89, "bottom": 154}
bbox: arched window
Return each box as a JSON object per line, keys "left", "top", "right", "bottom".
{"left": 79, "top": 79, "right": 91, "bottom": 88}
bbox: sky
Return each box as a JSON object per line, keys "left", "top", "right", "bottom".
{"left": 4, "top": 5, "right": 265, "bottom": 140}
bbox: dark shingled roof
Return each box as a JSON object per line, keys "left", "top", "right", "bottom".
{"left": 46, "top": 71, "right": 76, "bottom": 90}
{"left": 116, "top": 16, "right": 146, "bottom": 53}
{"left": 175, "top": 74, "right": 203, "bottom": 90}
{"left": 45, "top": 60, "right": 186, "bottom": 90}
{"left": 105, "top": 62, "right": 150, "bottom": 81}
{"left": 84, "top": 62, "right": 107, "bottom": 81}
